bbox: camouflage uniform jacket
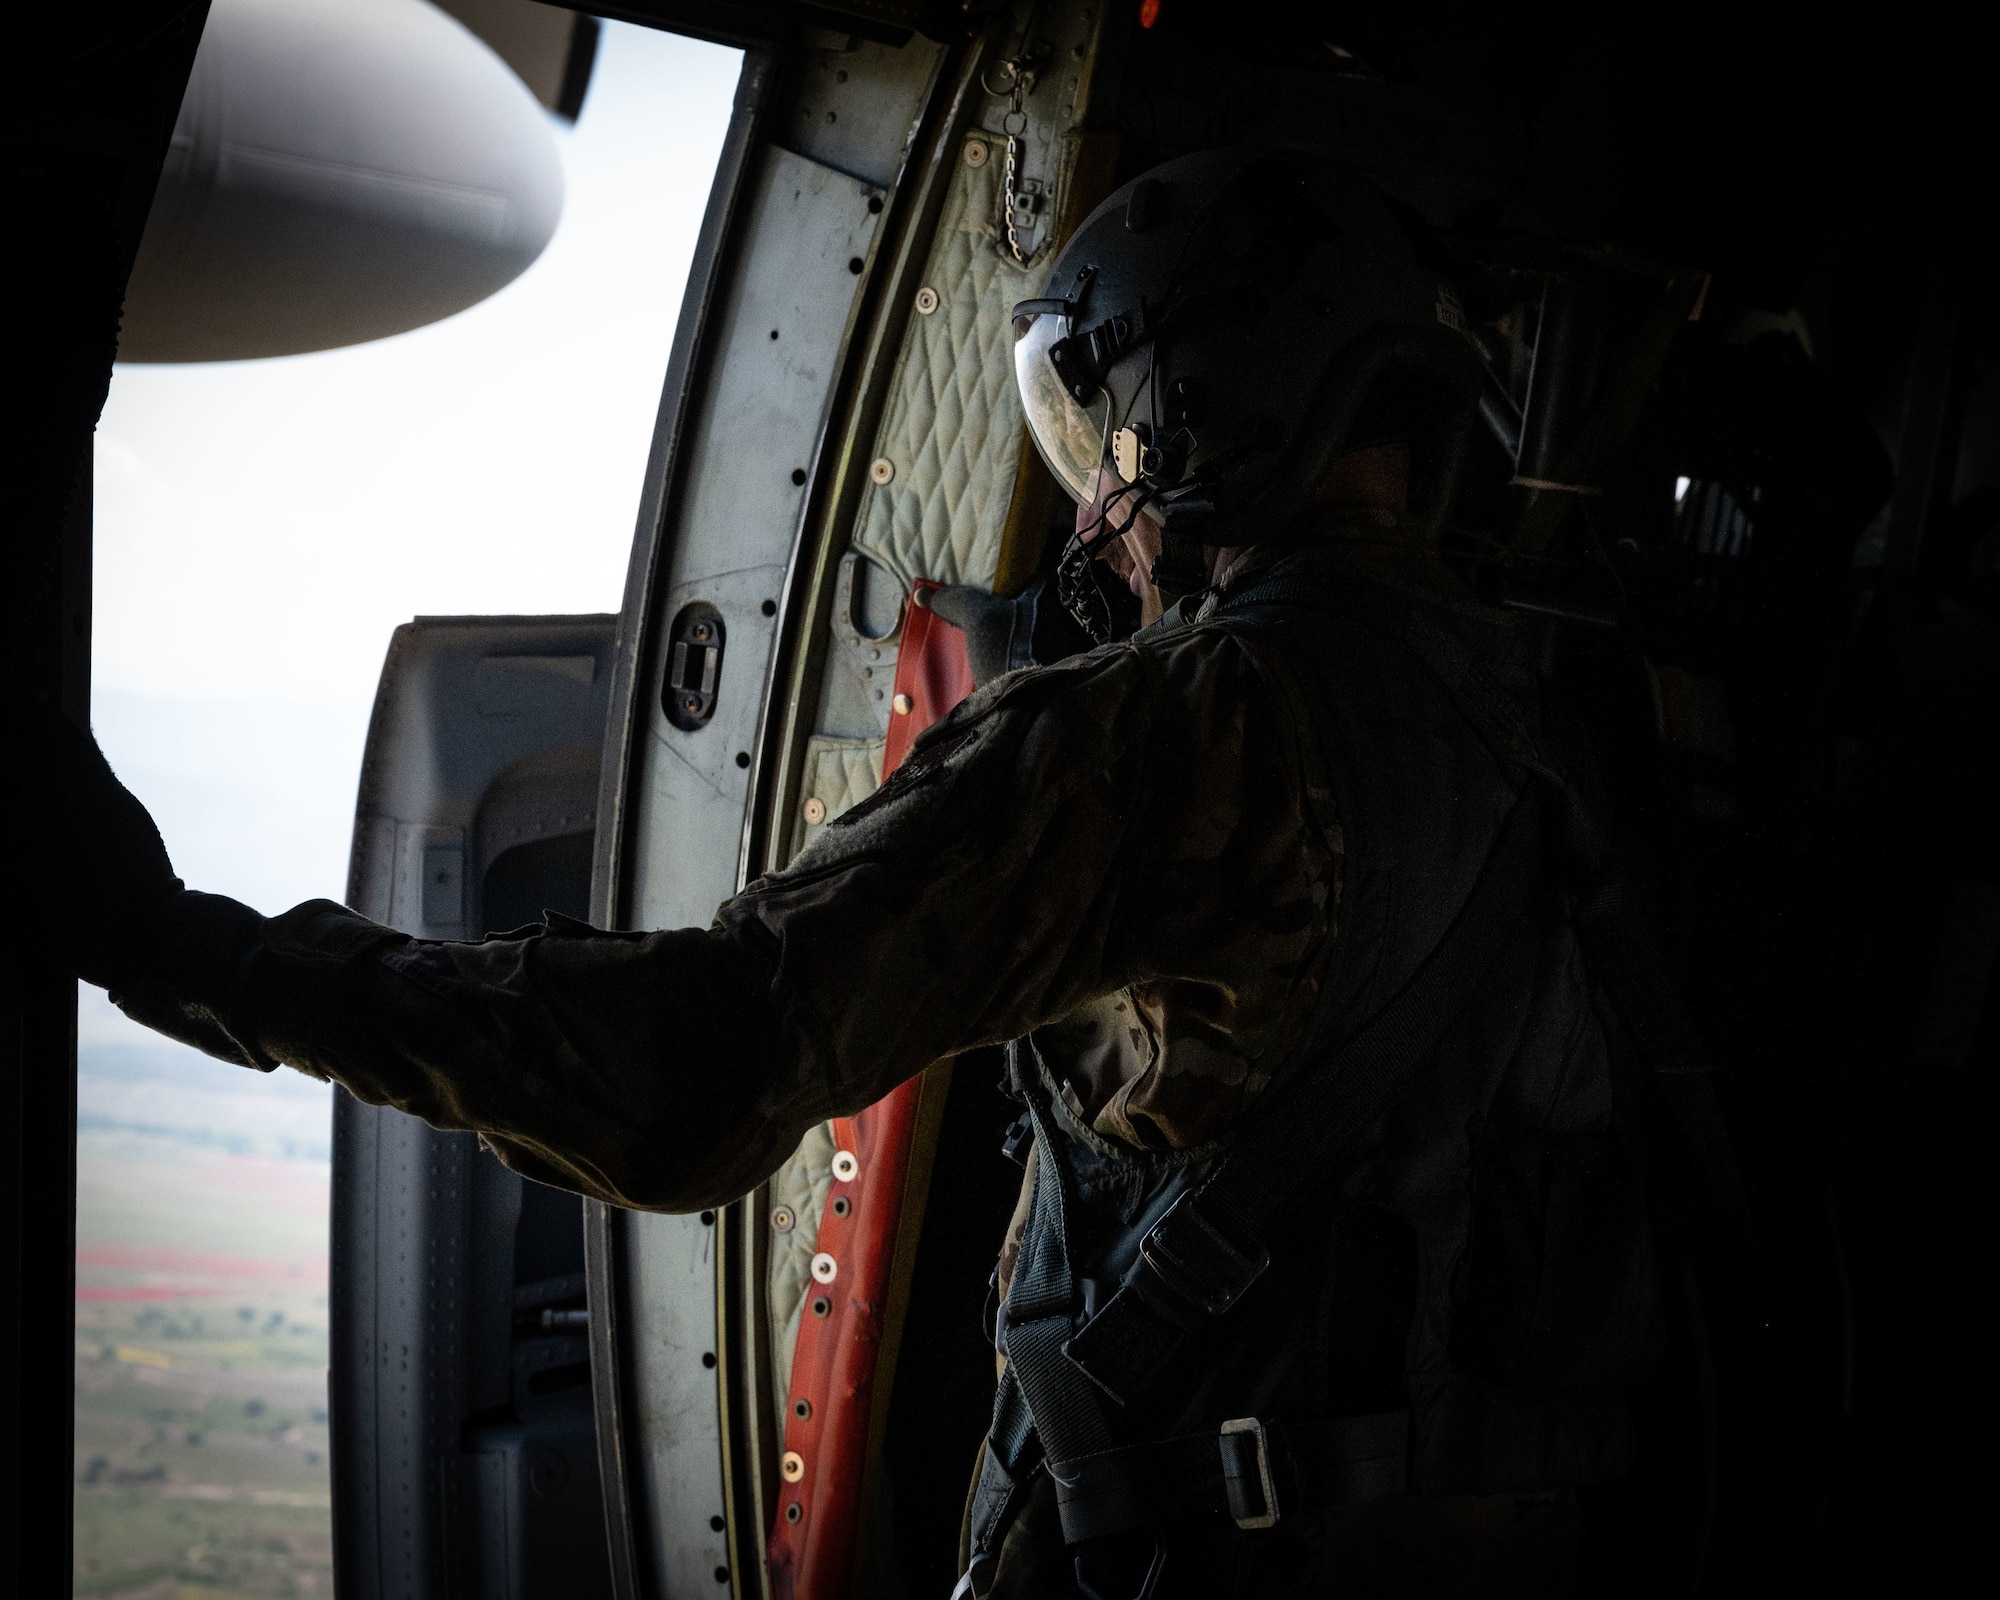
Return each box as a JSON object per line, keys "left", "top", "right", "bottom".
{"left": 123, "top": 543, "right": 1379, "bottom": 1213}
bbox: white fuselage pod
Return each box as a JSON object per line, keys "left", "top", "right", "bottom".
{"left": 120, "top": 0, "right": 564, "bottom": 363}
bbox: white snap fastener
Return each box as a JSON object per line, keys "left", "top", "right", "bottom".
{"left": 802, "top": 797, "right": 827, "bottom": 825}
{"left": 915, "top": 286, "right": 940, "bottom": 315}
{"left": 963, "top": 139, "right": 988, "bottom": 168}
{"left": 891, "top": 693, "right": 913, "bottom": 716}
{"left": 810, "top": 1252, "right": 838, "bottom": 1284}
{"left": 781, "top": 1451, "right": 805, "bottom": 1483}
{"left": 870, "top": 457, "right": 895, "bottom": 485}
{"left": 831, "top": 1149, "right": 859, "bottom": 1181}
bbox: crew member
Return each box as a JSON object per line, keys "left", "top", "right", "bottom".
{"left": 47, "top": 150, "right": 1673, "bottom": 1598}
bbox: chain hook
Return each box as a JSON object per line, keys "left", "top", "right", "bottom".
{"left": 984, "top": 11, "right": 1051, "bottom": 268}
{"left": 1000, "top": 62, "right": 1038, "bottom": 266}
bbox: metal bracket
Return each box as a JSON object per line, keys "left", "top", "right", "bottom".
{"left": 1137, "top": 1188, "right": 1270, "bottom": 1319}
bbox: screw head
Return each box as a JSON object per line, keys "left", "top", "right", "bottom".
{"left": 810, "top": 1251, "right": 838, "bottom": 1284}
{"left": 802, "top": 797, "right": 827, "bottom": 825}
{"left": 915, "top": 286, "right": 940, "bottom": 316}
{"left": 869, "top": 457, "right": 895, "bottom": 485}
{"left": 891, "top": 693, "right": 914, "bottom": 716}
{"left": 964, "top": 139, "right": 988, "bottom": 167}
{"left": 831, "top": 1149, "right": 859, "bottom": 1181}
{"left": 781, "top": 1451, "right": 806, "bottom": 1483}
{"left": 528, "top": 1452, "right": 568, "bottom": 1498}
{"left": 770, "top": 1205, "right": 796, "bottom": 1233}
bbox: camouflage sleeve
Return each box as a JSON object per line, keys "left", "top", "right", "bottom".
{"left": 119, "top": 625, "right": 1329, "bottom": 1209}
{"left": 112, "top": 892, "right": 819, "bottom": 1213}
{"left": 718, "top": 624, "right": 1337, "bottom": 1135}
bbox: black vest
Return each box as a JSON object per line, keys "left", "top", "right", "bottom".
{"left": 974, "top": 553, "right": 1668, "bottom": 1576}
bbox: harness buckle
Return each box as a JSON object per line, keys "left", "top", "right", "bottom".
{"left": 1218, "top": 1418, "right": 1280, "bottom": 1530}
{"left": 1138, "top": 1189, "right": 1270, "bottom": 1318}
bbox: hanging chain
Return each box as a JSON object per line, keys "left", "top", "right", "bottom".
{"left": 983, "top": 42, "right": 1045, "bottom": 267}
{"left": 1002, "top": 72, "right": 1033, "bottom": 266}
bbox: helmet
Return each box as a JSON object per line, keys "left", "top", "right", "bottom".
{"left": 1012, "top": 148, "right": 1484, "bottom": 634}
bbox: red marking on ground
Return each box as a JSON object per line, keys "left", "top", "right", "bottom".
{"left": 80, "top": 1245, "right": 277, "bottom": 1275}
{"left": 75, "top": 1244, "right": 326, "bottom": 1284}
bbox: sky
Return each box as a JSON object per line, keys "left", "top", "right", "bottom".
{"left": 80, "top": 19, "right": 741, "bottom": 1119}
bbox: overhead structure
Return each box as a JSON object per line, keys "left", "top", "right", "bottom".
{"left": 118, "top": 0, "right": 567, "bottom": 363}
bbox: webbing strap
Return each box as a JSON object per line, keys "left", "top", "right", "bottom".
{"left": 1050, "top": 1410, "right": 1409, "bottom": 1543}
{"left": 975, "top": 1098, "right": 1117, "bottom": 1558}
{"left": 1064, "top": 787, "right": 1545, "bottom": 1404}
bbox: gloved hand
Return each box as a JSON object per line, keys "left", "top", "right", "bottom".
{"left": 30, "top": 708, "right": 186, "bottom": 989}
{"left": 925, "top": 579, "right": 1042, "bottom": 687}
{"left": 30, "top": 707, "right": 272, "bottom": 1034}
{"left": 30, "top": 710, "right": 297, "bottom": 1070}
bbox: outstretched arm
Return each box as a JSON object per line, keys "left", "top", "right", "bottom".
{"left": 42, "top": 624, "right": 1323, "bottom": 1212}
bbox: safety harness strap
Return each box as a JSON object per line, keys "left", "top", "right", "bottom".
{"left": 1050, "top": 1410, "right": 1409, "bottom": 1544}
{"left": 963, "top": 562, "right": 1753, "bottom": 1584}
{"left": 969, "top": 1095, "right": 1120, "bottom": 1547}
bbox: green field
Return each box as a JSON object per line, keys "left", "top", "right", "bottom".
{"left": 74, "top": 1046, "right": 334, "bottom": 1597}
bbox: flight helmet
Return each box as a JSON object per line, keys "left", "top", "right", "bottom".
{"left": 1012, "top": 148, "right": 1485, "bottom": 638}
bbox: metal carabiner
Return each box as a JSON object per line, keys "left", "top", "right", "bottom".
{"left": 1072, "top": 1542, "right": 1168, "bottom": 1600}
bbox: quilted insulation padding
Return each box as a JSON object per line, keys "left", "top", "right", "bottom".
{"left": 851, "top": 132, "right": 1044, "bottom": 594}
{"left": 788, "top": 733, "right": 885, "bottom": 863}
{"left": 768, "top": 1119, "right": 836, "bottom": 1422}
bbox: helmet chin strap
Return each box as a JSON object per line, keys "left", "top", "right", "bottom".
{"left": 1056, "top": 481, "right": 1159, "bottom": 643}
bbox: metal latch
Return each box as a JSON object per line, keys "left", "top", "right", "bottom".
{"left": 1219, "top": 1418, "right": 1279, "bottom": 1530}
{"left": 1137, "top": 1187, "right": 1269, "bottom": 1319}
{"left": 662, "top": 601, "right": 725, "bottom": 731}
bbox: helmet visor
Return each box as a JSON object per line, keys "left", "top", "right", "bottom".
{"left": 1013, "top": 311, "right": 1109, "bottom": 503}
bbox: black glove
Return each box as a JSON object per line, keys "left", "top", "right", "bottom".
{"left": 29, "top": 709, "right": 266, "bottom": 999}
{"left": 30, "top": 708, "right": 186, "bottom": 989}
{"left": 925, "top": 579, "right": 1042, "bottom": 687}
